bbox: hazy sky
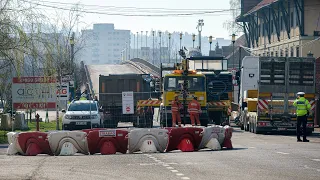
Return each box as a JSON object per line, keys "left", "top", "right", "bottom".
{"left": 41, "top": 0, "right": 233, "bottom": 39}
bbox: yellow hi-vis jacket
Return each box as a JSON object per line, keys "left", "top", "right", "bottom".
{"left": 80, "top": 97, "right": 87, "bottom": 100}
{"left": 293, "top": 97, "right": 311, "bottom": 116}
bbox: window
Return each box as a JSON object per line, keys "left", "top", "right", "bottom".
{"left": 275, "top": 51, "right": 278, "bottom": 57}
{"left": 280, "top": 50, "right": 283, "bottom": 57}
{"left": 164, "top": 76, "right": 205, "bottom": 92}
{"left": 285, "top": 49, "right": 288, "bottom": 57}
{"left": 271, "top": 52, "right": 274, "bottom": 57}
{"left": 271, "top": 20, "right": 273, "bottom": 33}
{"left": 68, "top": 102, "right": 97, "bottom": 111}
{"left": 290, "top": 47, "right": 294, "bottom": 57}
{"left": 296, "top": 47, "right": 300, "bottom": 57}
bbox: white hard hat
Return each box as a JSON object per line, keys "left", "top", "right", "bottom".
{"left": 297, "top": 92, "right": 305, "bottom": 95}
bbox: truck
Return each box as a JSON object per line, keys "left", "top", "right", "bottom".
{"left": 239, "top": 56, "right": 316, "bottom": 134}
{"left": 99, "top": 73, "right": 158, "bottom": 128}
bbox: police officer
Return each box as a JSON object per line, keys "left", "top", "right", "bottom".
{"left": 293, "top": 92, "right": 311, "bottom": 142}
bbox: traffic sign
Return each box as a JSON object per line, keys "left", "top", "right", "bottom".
{"left": 122, "top": 91, "right": 134, "bottom": 114}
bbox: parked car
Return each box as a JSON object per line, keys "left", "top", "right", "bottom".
{"left": 62, "top": 100, "right": 103, "bottom": 130}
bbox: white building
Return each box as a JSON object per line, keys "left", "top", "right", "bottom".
{"left": 80, "top": 23, "right": 130, "bottom": 64}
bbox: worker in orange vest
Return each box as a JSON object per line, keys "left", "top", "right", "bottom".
{"left": 171, "top": 95, "right": 182, "bottom": 127}
{"left": 188, "top": 96, "right": 201, "bottom": 126}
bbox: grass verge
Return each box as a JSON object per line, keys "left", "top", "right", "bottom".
{"left": 0, "top": 118, "right": 62, "bottom": 144}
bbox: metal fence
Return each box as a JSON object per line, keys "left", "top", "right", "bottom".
{"left": 97, "top": 92, "right": 161, "bottom": 128}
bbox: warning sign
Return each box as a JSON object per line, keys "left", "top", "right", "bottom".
{"left": 122, "top": 91, "right": 134, "bottom": 114}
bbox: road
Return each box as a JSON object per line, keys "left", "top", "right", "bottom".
{"left": 1, "top": 128, "right": 320, "bottom": 180}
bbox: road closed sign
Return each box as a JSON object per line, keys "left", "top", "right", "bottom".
{"left": 122, "top": 91, "right": 134, "bottom": 114}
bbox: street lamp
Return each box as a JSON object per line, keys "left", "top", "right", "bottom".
{"left": 136, "top": 32, "right": 139, "bottom": 58}
{"left": 208, "top": 36, "right": 213, "bottom": 51}
{"left": 196, "top": 19, "right": 204, "bottom": 51}
{"left": 231, "top": 33, "right": 237, "bottom": 70}
{"left": 179, "top": 32, "right": 183, "bottom": 50}
{"left": 152, "top": 31, "right": 155, "bottom": 65}
{"left": 159, "top": 31, "right": 162, "bottom": 65}
{"left": 192, "top": 34, "right": 196, "bottom": 48}
{"left": 168, "top": 33, "right": 171, "bottom": 63}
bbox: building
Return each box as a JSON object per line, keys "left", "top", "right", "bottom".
{"left": 237, "top": 0, "right": 320, "bottom": 58}
{"left": 80, "top": 24, "right": 130, "bottom": 64}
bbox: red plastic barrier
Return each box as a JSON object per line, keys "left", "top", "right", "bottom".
{"left": 165, "top": 127, "right": 203, "bottom": 152}
{"left": 223, "top": 127, "right": 233, "bottom": 149}
{"left": 17, "top": 132, "right": 52, "bottom": 156}
{"left": 86, "top": 129, "right": 129, "bottom": 155}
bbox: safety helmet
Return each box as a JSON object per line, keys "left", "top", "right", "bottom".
{"left": 297, "top": 92, "right": 305, "bottom": 96}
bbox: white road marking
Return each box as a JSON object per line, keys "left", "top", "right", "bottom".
{"left": 155, "top": 159, "right": 161, "bottom": 162}
{"left": 176, "top": 173, "right": 184, "bottom": 176}
{"left": 163, "top": 164, "right": 169, "bottom": 167}
{"left": 276, "top": 152, "right": 289, "bottom": 155}
{"left": 166, "top": 167, "right": 174, "bottom": 169}
{"left": 249, "top": 147, "right": 256, "bottom": 149}
{"left": 171, "top": 170, "right": 179, "bottom": 173}
{"left": 312, "top": 159, "right": 320, "bottom": 162}
{"left": 181, "top": 177, "right": 190, "bottom": 180}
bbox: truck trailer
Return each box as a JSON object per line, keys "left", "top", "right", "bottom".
{"left": 239, "top": 56, "right": 316, "bottom": 134}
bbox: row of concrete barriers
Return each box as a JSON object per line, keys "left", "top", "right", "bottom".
{"left": 6, "top": 126, "right": 233, "bottom": 156}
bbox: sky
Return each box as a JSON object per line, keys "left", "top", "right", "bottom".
{"left": 36, "top": 0, "right": 234, "bottom": 39}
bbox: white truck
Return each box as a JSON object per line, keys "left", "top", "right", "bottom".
{"left": 238, "top": 56, "right": 316, "bottom": 134}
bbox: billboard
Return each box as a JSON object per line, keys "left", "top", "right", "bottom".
{"left": 12, "top": 77, "right": 57, "bottom": 109}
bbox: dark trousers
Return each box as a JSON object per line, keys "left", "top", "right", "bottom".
{"left": 296, "top": 115, "right": 307, "bottom": 140}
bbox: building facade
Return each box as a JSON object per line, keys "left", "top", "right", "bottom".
{"left": 80, "top": 24, "right": 130, "bottom": 64}
{"left": 237, "top": 0, "right": 320, "bottom": 58}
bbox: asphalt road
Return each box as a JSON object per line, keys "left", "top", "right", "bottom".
{"left": 0, "top": 128, "right": 319, "bottom": 180}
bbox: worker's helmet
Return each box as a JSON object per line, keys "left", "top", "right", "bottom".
{"left": 297, "top": 92, "right": 305, "bottom": 96}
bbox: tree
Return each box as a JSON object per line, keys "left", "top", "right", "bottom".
{"left": 223, "top": 0, "right": 243, "bottom": 35}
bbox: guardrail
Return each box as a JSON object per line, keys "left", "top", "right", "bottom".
{"left": 129, "top": 58, "right": 160, "bottom": 76}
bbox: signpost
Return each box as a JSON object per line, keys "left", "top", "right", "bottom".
{"left": 122, "top": 91, "right": 134, "bottom": 114}
{"left": 12, "top": 77, "right": 57, "bottom": 109}
{"left": 56, "top": 83, "right": 69, "bottom": 101}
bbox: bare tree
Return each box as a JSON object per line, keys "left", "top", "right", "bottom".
{"left": 223, "top": 0, "right": 243, "bottom": 35}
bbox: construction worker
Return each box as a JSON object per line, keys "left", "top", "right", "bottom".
{"left": 171, "top": 95, "right": 182, "bottom": 127}
{"left": 188, "top": 96, "right": 201, "bottom": 126}
{"left": 293, "top": 92, "right": 311, "bottom": 142}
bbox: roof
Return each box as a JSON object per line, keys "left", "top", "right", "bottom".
{"left": 245, "top": 0, "right": 278, "bottom": 16}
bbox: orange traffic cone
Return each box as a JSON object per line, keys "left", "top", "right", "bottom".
{"left": 177, "top": 138, "right": 194, "bottom": 152}
{"left": 100, "top": 141, "right": 117, "bottom": 155}
{"left": 26, "top": 143, "right": 42, "bottom": 156}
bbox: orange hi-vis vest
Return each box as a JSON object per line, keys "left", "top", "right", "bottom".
{"left": 171, "top": 100, "right": 182, "bottom": 112}
{"left": 188, "top": 100, "right": 200, "bottom": 114}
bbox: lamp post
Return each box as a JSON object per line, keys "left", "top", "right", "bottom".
{"left": 159, "top": 31, "right": 162, "bottom": 65}
{"left": 152, "top": 31, "right": 155, "bottom": 65}
{"left": 196, "top": 19, "right": 204, "bottom": 51}
{"left": 192, "top": 34, "right": 196, "bottom": 48}
{"left": 146, "top": 31, "right": 148, "bottom": 61}
{"left": 231, "top": 33, "right": 236, "bottom": 70}
{"left": 179, "top": 32, "right": 182, "bottom": 50}
{"left": 168, "top": 33, "right": 171, "bottom": 63}
{"left": 136, "top": 32, "right": 139, "bottom": 58}
{"left": 209, "top": 36, "right": 213, "bottom": 51}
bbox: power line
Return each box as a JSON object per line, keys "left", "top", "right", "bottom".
{"left": 30, "top": 0, "right": 237, "bottom": 12}
{"left": 23, "top": 0, "right": 236, "bottom": 17}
